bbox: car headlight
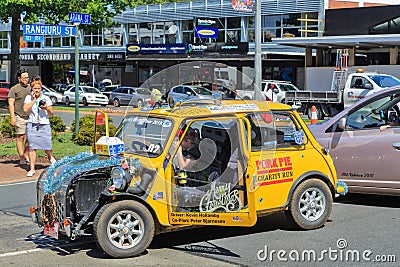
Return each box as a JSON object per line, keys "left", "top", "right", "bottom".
{"left": 111, "top": 166, "right": 127, "bottom": 190}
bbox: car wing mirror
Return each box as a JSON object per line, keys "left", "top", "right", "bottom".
{"left": 338, "top": 117, "right": 347, "bottom": 130}
{"left": 273, "top": 88, "right": 279, "bottom": 94}
{"left": 363, "top": 83, "right": 373, "bottom": 90}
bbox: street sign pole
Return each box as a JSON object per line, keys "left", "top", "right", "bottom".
{"left": 68, "top": 12, "right": 90, "bottom": 134}
{"left": 74, "top": 23, "right": 80, "bottom": 133}
{"left": 254, "top": 0, "right": 262, "bottom": 100}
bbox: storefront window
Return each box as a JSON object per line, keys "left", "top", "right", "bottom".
{"left": 128, "top": 23, "right": 138, "bottom": 43}
{"left": 0, "top": 32, "right": 8, "bottom": 48}
{"left": 139, "top": 22, "right": 152, "bottom": 44}
{"left": 83, "top": 29, "right": 102, "bottom": 47}
{"left": 104, "top": 25, "right": 123, "bottom": 46}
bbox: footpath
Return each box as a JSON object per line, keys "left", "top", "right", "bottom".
{"left": 0, "top": 159, "right": 50, "bottom": 185}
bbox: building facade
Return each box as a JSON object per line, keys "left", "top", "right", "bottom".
{"left": 0, "top": 0, "right": 398, "bottom": 89}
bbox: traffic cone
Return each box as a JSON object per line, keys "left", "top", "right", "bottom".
{"left": 310, "top": 105, "right": 318, "bottom": 124}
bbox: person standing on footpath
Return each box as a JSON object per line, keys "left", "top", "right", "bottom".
{"left": 23, "top": 75, "right": 56, "bottom": 177}
{"left": 7, "top": 68, "right": 31, "bottom": 165}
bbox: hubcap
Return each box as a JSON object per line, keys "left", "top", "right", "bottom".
{"left": 107, "top": 210, "right": 144, "bottom": 249}
{"left": 298, "top": 187, "right": 326, "bottom": 222}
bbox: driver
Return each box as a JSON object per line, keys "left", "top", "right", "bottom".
{"left": 174, "top": 127, "right": 200, "bottom": 170}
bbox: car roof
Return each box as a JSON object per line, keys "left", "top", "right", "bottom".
{"left": 127, "top": 100, "right": 293, "bottom": 118}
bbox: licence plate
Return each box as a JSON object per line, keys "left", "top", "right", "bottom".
{"left": 44, "top": 222, "right": 60, "bottom": 239}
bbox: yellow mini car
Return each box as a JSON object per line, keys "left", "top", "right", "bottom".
{"left": 31, "top": 99, "right": 344, "bottom": 258}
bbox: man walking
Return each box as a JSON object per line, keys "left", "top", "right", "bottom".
{"left": 8, "top": 68, "right": 31, "bottom": 165}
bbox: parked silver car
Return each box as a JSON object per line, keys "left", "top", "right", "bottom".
{"left": 62, "top": 85, "right": 109, "bottom": 106}
{"left": 309, "top": 86, "right": 400, "bottom": 195}
{"left": 109, "top": 86, "right": 151, "bottom": 107}
{"left": 42, "top": 85, "right": 63, "bottom": 105}
{"left": 167, "top": 85, "right": 218, "bottom": 105}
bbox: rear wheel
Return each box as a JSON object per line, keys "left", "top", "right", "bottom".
{"left": 50, "top": 96, "right": 57, "bottom": 105}
{"left": 137, "top": 99, "right": 143, "bottom": 108}
{"left": 286, "top": 179, "right": 332, "bottom": 230}
{"left": 93, "top": 200, "right": 155, "bottom": 258}
{"left": 64, "top": 97, "right": 70, "bottom": 105}
{"left": 113, "top": 98, "right": 120, "bottom": 107}
{"left": 82, "top": 97, "right": 88, "bottom": 106}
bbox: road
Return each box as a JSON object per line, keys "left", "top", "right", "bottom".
{"left": 0, "top": 181, "right": 398, "bottom": 266}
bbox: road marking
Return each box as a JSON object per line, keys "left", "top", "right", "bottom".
{"left": 0, "top": 180, "right": 36, "bottom": 187}
{"left": 0, "top": 248, "right": 41, "bottom": 258}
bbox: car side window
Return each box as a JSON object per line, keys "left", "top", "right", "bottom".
{"left": 351, "top": 77, "right": 371, "bottom": 89}
{"left": 246, "top": 112, "right": 306, "bottom": 151}
{"left": 344, "top": 94, "right": 400, "bottom": 130}
{"left": 174, "top": 86, "right": 184, "bottom": 94}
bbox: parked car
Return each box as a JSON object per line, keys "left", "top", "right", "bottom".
{"left": 0, "top": 81, "right": 10, "bottom": 101}
{"left": 309, "top": 86, "right": 400, "bottom": 196}
{"left": 62, "top": 85, "right": 109, "bottom": 106}
{"left": 166, "top": 85, "right": 218, "bottom": 106}
{"left": 237, "top": 80, "right": 300, "bottom": 103}
{"left": 42, "top": 85, "right": 63, "bottom": 105}
{"left": 103, "top": 84, "right": 120, "bottom": 102}
{"left": 110, "top": 86, "right": 151, "bottom": 107}
{"left": 52, "top": 83, "right": 68, "bottom": 93}
{"left": 183, "top": 81, "right": 236, "bottom": 100}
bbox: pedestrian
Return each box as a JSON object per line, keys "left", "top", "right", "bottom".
{"left": 23, "top": 75, "right": 56, "bottom": 177}
{"left": 7, "top": 68, "right": 31, "bottom": 165}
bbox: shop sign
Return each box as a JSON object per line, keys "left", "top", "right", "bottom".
{"left": 38, "top": 53, "right": 72, "bottom": 61}
{"left": 216, "top": 42, "right": 248, "bottom": 54}
{"left": 188, "top": 43, "right": 216, "bottom": 53}
{"left": 195, "top": 27, "right": 218, "bottom": 39}
{"left": 99, "top": 52, "right": 126, "bottom": 62}
{"left": 187, "top": 42, "right": 248, "bottom": 54}
{"left": 19, "top": 54, "right": 35, "bottom": 61}
{"left": 126, "top": 43, "right": 186, "bottom": 54}
{"left": 79, "top": 53, "right": 100, "bottom": 61}
{"left": 196, "top": 18, "right": 218, "bottom": 28}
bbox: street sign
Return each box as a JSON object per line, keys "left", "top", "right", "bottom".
{"left": 68, "top": 12, "right": 91, "bottom": 24}
{"left": 23, "top": 24, "right": 75, "bottom": 36}
{"left": 23, "top": 35, "right": 43, "bottom": 42}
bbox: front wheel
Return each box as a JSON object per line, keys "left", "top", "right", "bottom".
{"left": 64, "top": 97, "right": 70, "bottom": 105}
{"left": 286, "top": 179, "right": 332, "bottom": 230}
{"left": 93, "top": 200, "right": 155, "bottom": 258}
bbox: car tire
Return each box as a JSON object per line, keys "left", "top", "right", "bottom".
{"left": 93, "top": 200, "right": 155, "bottom": 258}
{"left": 113, "top": 98, "right": 120, "bottom": 107}
{"left": 285, "top": 178, "right": 332, "bottom": 230}
{"left": 82, "top": 97, "right": 88, "bottom": 106}
{"left": 64, "top": 97, "right": 70, "bottom": 105}
{"left": 50, "top": 96, "right": 57, "bottom": 105}
{"left": 137, "top": 99, "right": 143, "bottom": 108}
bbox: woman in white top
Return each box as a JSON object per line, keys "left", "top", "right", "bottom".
{"left": 23, "top": 75, "right": 56, "bottom": 177}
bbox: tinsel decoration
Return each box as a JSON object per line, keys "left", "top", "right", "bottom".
{"left": 44, "top": 151, "right": 121, "bottom": 194}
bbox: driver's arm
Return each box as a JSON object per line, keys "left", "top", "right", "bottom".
{"left": 176, "top": 146, "right": 190, "bottom": 169}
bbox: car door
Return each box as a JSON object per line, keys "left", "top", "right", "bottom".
{"left": 67, "top": 87, "right": 76, "bottom": 102}
{"left": 344, "top": 76, "right": 374, "bottom": 108}
{"left": 166, "top": 117, "right": 257, "bottom": 227}
{"left": 320, "top": 92, "right": 400, "bottom": 191}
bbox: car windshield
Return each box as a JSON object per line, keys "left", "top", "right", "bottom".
{"left": 83, "top": 87, "right": 101, "bottom": 94}
{"left": 137, "top": 88, "right": 151, "bottom": 95}
{"left": 369, "top": 75, "right": 400, "bottom": 88}
{"left": 279, "top": 84, "right": 298, "bottom": 92}
{"left": 192, "top": 86, "right": 212, "bottom": 95}
{"left": 115, "top": 115, "right": 173, "bottom": 157}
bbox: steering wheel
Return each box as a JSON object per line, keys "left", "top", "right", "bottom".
{"left": 131, "top": 140, "right": 148, "bottom": 151}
